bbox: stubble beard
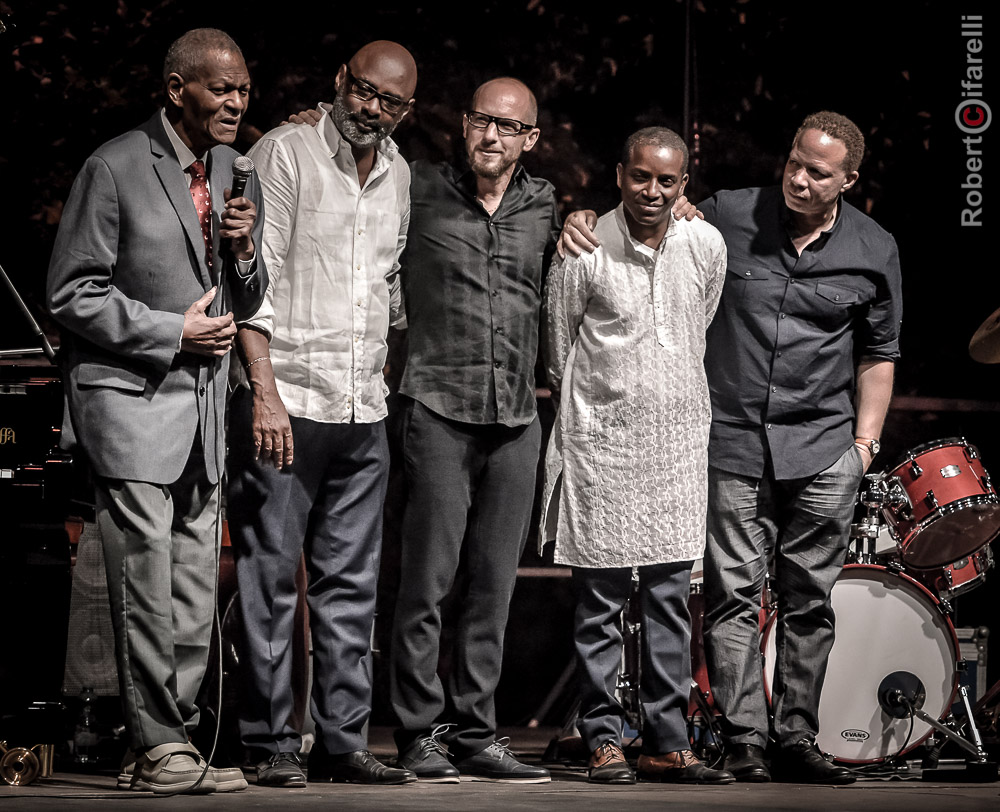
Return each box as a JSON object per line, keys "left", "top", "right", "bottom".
{"left": 331, "top": 93, "right": 393, "bottom": 148}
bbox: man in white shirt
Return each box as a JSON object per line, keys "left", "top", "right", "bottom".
{"left": 542, "top": 127, "right": 732, "bottom": 785}
{"left": 226, "top": 40, "right": 417, "bottom": 788}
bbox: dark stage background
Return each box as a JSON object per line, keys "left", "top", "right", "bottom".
{"left": 0, "top": 0, "right": 995, "bottom": 736}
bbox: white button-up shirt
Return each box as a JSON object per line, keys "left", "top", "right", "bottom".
{"left": 243, "top": 104, "right": 409, "bottom": 423}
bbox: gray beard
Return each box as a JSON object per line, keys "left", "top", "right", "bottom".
{"left": 331, "top": 93, "right": 392, "bottom": 148}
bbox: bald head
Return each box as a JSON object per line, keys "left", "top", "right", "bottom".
{"left": 348, "top": 40, "right": 417, "bottom": 101}
{"left": 471, "top": 77, "right": 537, "bottom": 126}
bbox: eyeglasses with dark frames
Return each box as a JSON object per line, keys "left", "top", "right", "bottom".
{"left": 345, "top": 67, "right": 408, "bottom": 115}
{"left": 465, "top": 111, "right": 536, "bottom": 137}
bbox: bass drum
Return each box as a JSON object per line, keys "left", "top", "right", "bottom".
{"left": 762, "top": 565, "right": 958, "bottom": 763}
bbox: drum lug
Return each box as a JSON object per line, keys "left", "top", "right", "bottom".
{"left": 925, "top": 489, "right": 939, "bottom": 510}
{"left": 886, "top": 559, "right": 905, "bottom": 573}
{"left": 963, "top": 438, "right": 979, "bottom": 461}
{"left": 908, "top": 453, "right": 924, "bottom": 478}
{"left": 982, "top": 470, "right": 994, "bottom": 494}
{"left": 939, "top": 597, "right": 954, "bottom": 615}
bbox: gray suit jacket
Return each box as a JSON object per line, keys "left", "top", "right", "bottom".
{"left": 47, "top": 112, "right": 267, "bottom": 485}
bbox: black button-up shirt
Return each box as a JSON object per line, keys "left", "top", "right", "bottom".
{"left": 701, "top": 186, "right": 902, "bottom": 480}
{"left": 399, "top": 160, "right": 561, "bottom": 426}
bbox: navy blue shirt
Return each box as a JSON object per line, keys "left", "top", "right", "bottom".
{"left": 399, "top": 160, "right": 561, "bottom": 427}
{"left": 700, "top": 186, "right": 902, "bottom": 480}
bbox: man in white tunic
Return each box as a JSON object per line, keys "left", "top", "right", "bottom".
{"left": 541, "top": 127, "right": 730, "bottom": 785}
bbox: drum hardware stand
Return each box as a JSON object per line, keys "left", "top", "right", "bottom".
{"left": 880, "top": 675, "right": 996, "bottom": 780}
{"left": 850, "top": 475, "right": 891, "bottom": 563}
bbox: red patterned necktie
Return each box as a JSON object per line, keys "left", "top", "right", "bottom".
{"left": 188, "top": 160, "right": 212, "bottom": 268}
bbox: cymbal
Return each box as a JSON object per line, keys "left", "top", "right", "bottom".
{"left": 970, "top": 306, "right": 1000, "bottom": 363}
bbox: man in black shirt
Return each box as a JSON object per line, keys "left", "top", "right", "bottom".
{"left": 698, "top": 112, "right": 899, "bottom": 785}
{"left": 389, "top": 77, "right": 558, "bottom": 784}
{"left": 557, "top": 111, "right": 901, "bottom": 785}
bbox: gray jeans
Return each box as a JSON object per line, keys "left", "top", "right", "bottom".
{"left": 703, "top": 445, "right": 864, "bottom": 748}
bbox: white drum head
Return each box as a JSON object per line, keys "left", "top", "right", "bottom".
{"left": 763, "top": 565, "right": 957, "bottom": 762}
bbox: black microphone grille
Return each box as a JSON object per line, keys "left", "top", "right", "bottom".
{"left": 232, "top": 155, "right": 254, "bottom": 178}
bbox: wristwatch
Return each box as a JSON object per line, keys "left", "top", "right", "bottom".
{"left": 855, "top": 437, "right": 881, "bottom": 456}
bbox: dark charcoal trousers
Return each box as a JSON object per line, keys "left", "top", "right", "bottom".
{"left": 390, "top": 398, "right": 541, "bottom": 759}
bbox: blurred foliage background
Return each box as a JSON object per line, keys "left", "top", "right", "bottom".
{"left": 1, "top": 0, "right": 989, "bottom": 400}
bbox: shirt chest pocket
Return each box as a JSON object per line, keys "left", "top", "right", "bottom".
{"left": 810, "top": 281, "right": 865, "bottom": 327}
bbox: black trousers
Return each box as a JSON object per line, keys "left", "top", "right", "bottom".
{"left": 390, "top": 398, "right": 541, "bottom": 759}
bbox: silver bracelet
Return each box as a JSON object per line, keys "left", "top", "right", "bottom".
{"left": 246, "top": 356, "right": 270, "bottom": 369}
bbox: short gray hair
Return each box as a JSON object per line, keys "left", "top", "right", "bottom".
{"left": 163, "top": 28, "right": 243, "bottom": 82}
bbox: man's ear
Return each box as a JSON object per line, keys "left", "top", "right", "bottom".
{"left": 397, "top": 97, "right": 415, "bottom": 124}
{"left": 166, "top": 72, "right": 185, "bottom": 109}
{"left": 333, "top": 64, "right": 347, "bottom": 94}
{"left": 842, "top": 170, "right": 859, "bottom": 192}
{"left": 521, "top": 127, "right": 541, "bottom": 153}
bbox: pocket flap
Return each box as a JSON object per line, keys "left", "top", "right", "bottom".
{"left": 816, "top": 282, "right": 860, "bottom": 305}
{"left": 77, "top": 362, "right": 147, "bottom": 393}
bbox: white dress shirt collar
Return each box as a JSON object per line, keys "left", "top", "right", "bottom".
{"left": 160, "top": 108, "right": 208, "bottom": 170}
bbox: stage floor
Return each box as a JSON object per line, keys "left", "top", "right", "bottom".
{"left": 4, "top": 726, "right": 999, "bottom": 811}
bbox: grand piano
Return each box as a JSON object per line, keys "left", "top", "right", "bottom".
{"left": 0, "top": 273, "right": 75, "bottom": 727}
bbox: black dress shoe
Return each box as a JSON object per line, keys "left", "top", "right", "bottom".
{"left": 773, "top": 739, "right": 855, "bottom": 785}
{"left": 452, "top": 738, "right": 551, "bottom": 783}
{"left": 308, "top": 748, "right": 416, "bottom": 785}
{"left": 723, "top": 743, "right": 770, "bottom": 783}
{"left": 256, "top": 752, "right": 306, "bottom": 787}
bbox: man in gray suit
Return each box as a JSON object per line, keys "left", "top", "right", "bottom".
{"left": 46, "top": 28, "right": 266, "bottom": 795}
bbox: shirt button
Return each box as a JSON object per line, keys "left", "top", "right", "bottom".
{"left": 199, "top": 386, "right": 206, "bottom": 396}
{"left": 744, "top": 271, "right": 751, "bottom": 277}
{"left": 495, "top": 327, "right": 504, "bottom": 335}
{"left": 779, "top": 313, "right": 786, "bottom": 319}
{"left": 767, "top": 424, "right": 773, "bottom": 430}
{"left": 491, "top": 290, "right": 499, "bottom": 297}
{"left": 771, "top": 386, "right": 777, "bottom": 393}
{"left": 494, "top": 361, "right": 503, "bottom": 369}
{"left": 356, "top": 264, "right": 361, "bottom": 270}
{"left": 777, "top": 351, "right": 783, "bottom": 357}
{"left": 834, "top": 294, "right": 841, "bottom": 301}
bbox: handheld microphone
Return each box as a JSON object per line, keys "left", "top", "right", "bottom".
{"left": 230, "top": 155, "right": 254, "bottom": 200}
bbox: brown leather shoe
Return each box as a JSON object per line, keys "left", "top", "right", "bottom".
{"left": 636, "top": 749, "right": 735, "bottom": 784}
{"left": 588, "top": 741, "right": 635, "bottom": 784}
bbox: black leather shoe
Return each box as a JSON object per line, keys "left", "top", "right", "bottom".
{"left": 723, "top": 743, "right": 770, "bottom": 783}
{"left": 256, "top": 752, "right": 306, "bottom": 787}
{"left": 308, "top": 748, "right": 416, "bottom": 785}
{"left": 773, "top": 739, "right": 855, "bottom": 785}
{"left": 397, "top": 727, "right": 460, "bottom": 783}
{"left": 452, "top": 738, "right": 550, "bottom": 783}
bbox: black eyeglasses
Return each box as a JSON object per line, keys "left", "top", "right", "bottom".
{"left": 345, "top": 67, "right": 408, "bottom": 115}
{"left": 465, "top": 111, "right": 536, "bottom": 137}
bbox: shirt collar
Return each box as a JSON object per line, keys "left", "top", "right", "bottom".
{"left": 779, "top": 191, "right": 846, "bottom": 244}
{"left": 613, "top": 203, "right": 676, "bottom": 260}
{"left": 159, "top": 108, "right": 208, "bottom": 171}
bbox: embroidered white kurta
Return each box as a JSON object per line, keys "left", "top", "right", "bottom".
{"left": 540, "top": 205, "right": 727, "bottom": 568}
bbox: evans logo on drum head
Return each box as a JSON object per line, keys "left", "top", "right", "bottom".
{"left": 841, "top": 729, "right": 870, "bottom": 742}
